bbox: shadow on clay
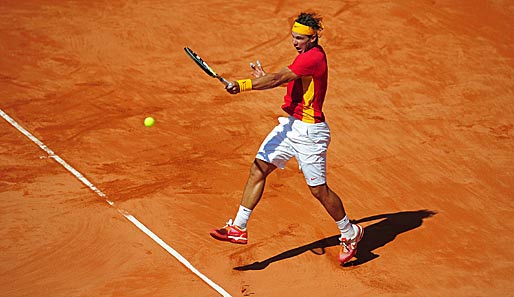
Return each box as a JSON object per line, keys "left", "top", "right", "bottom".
{"left": 233, "top": 209, "right": 437, "bottom": 270}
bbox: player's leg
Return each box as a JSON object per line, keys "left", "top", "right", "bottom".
{"left": 240, "top": 159, "right": 277, "bottom": 210}
{"left": 308, "top": 183, "right": 346, "bottom": 221}
{"left": 232, "top": 159, "right": 277, "bottom": 230}
{"left": 210, "top": 117, "right": 293, "bottom": 244}
{"left": 308, "top": 183, "right": 357, "bottom": 239}
{"left": 297, "top": 120, "right": 363, "bottom": 264}
{"left": 234, "top": 117, "right": 294, "bottom": 226}
{"left": 209, "top": 159, "right": 276, "bottom": 244}
{"left": 307, "top": 183, "right": 363, "bottom": 264}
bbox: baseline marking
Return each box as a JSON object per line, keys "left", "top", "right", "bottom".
{"left": 0, "top": 109, "right": 231, "bottom": 297}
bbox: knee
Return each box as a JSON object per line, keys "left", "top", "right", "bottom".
{"left": 309, "top": 184, "right": 329, "bottom": 200}
{"left": 249, "top": 163, "right": 265, "bottom": 181}
{"left": 248, "top": 159, "right": 274, "bottom": 181}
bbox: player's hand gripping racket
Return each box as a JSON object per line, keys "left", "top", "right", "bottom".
{"left": 184, "top": 47, "right": 233, "bottom": 88}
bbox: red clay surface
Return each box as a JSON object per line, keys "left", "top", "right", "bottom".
{"left": 1, "top": 1, "right": 514, "bottom": 296}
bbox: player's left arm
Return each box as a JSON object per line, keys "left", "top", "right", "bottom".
{"left": 252, "top": 67, "right": 298, "bottom": 90}
{"left": 226, "top": 67, "right": 298, "bottom": 94}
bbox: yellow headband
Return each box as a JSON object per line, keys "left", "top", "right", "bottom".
{"left": 292, "top": 21, "right": 316, "bottom": 35}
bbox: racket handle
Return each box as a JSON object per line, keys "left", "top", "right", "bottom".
{"left": 218, "top": 76, "right": 233, "bottom": 89}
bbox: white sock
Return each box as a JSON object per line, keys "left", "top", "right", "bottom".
{"left": 233, "top": 205, "right": 252, "bottom": 229}
{"left": 336, "top": 216, "right": 355, "bottom": 239}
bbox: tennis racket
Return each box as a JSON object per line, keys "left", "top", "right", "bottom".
{"left": 184, "top": 47, "right": 233, "bottom": 88}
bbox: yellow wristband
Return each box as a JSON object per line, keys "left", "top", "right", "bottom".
{"left": 237, "top": 79, "right": 253, "bottom": 92}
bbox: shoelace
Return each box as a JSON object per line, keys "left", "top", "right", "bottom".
{"left": 223, "top": 219, "right": 234, "bottom": 228}
{"left": 340, "top": 230, "right": 359, "bottom": 252}
{"left": 341, "top": 238, "right": 357, "bottom": 252}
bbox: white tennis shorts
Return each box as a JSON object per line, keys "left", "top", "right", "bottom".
{"left": 256, "top": 116, "right": 331, "bottom": 187}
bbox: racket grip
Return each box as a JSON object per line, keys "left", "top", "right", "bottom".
{"left": 219, "top": 77, "right": 233, "bottom": 89}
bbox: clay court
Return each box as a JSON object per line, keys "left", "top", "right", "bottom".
{"left": 1, "top": 0, "right": 513, "bottom": 296}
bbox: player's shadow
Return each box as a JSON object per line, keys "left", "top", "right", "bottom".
{"left": 233, "top": 209, "right": 436, "bottom": 270}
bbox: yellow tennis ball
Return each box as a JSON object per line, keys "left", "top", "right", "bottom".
{"left": 144, "top": 116, "right": 155, "bottom": 127}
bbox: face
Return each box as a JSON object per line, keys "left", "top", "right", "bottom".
{"left": 291, "top": 32, "right": 317, "bottom": 54}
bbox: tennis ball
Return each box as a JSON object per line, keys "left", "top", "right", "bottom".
{"left": 144, "top": 116, "right": 155, "bottom": 127}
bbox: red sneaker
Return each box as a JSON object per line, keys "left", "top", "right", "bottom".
{"left": 210, "top": 219, "right": 248, "bottom": 244}
{"left": 339, "top": 224, "right": 364, "bottom": 264}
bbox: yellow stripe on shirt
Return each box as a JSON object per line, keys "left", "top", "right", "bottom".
{"left": 301, "top": 76, "right": 316, "bottom": 124}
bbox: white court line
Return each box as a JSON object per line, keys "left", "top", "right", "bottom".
{"left": 0, "top": 109, "right": 231, "bottom": 297}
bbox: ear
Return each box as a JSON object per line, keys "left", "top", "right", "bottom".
{"left": 309, "top": 34, "right": 318, "bottom": 43}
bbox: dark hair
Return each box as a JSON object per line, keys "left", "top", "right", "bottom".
{"left": 295, "top": 12, "right": 323, "bottom": 32}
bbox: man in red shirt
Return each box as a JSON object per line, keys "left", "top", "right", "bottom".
{"left": 210, "top": 12, "right": 363, "bottom": 264}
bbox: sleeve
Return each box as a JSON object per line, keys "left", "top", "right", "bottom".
{"left": 288, "top": 51, "right": 318, "bottom": 76}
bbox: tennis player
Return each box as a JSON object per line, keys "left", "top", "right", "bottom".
{"left": 210, "top": 12, "right": 363, "bottom": 264}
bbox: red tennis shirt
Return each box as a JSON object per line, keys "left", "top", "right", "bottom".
{"left": 282, "top": 45, "right": 328, "bottom": 124}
